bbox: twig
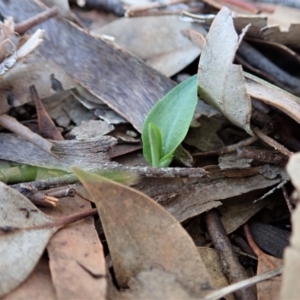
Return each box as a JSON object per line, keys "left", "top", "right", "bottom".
{"left": 0, "top": 208, "right": 98, "bottom": 232}
{"left": 14, "top": 6, "right": 59, "bottom": 35}
{"left": 203, "top": 267, "right": 283, "bottom": 300}
{"left": 20, "top": 186, "right": 75, "bottom": 208}
{"left": 10, "top": 164, "right": 208, "bottom": 191}
{"left": 253, "top": 127, "right": 293, "bottom": 157}
{"left": 237, "top": 148, "right": 288, "bottom": 165}
{"left": 205, "top": 209, "right": 256, "bottom": 300}
{"left": 0, "top": 114, "right": 54, "bottom": 155}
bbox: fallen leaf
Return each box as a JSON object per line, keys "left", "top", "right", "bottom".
{"left": 184, "top": 116, "right": 224, "bottom": 152}
{"left": 245, "top": 72, "right": 300, "bottom": 125}
{"left": 198, "top": 247, "right": 234, "bottom": 300}
{"left": 0, "top": 182, "right": 59, "bottom": 297}
{"left": 198, "top": 7, "right": 253, "bottom": 135}
{"left": 95, "top": 16, "right": 205, "bottom": 77}
{"left": 46, "top": 185, "right": 106, "bottom": 300}
{"left": 30, "top": 85, "right": 63, "bottom": 140}
{"left": 245, "top": 224, "right": 283, "bottom": 300}
{"left": 73, "top": 167, "right": 213, "bottom": 297}
{"left": 2, "top": 255, "right": 56, "bottom": 300}
{"left": 220, "top": 190, "right": 271, "bottom": 234}
{"left": 124, "top": 268, "right": 194, "bottom": 299}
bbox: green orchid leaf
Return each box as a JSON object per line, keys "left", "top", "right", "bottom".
{"left": 158, "top": 153, "right": 174, "bottom": 168}
{"left": 142, "top": 75, "right": 198, "bottom": 167}
{"left": 148, "top": 122, "right": 163, "bottom": 167}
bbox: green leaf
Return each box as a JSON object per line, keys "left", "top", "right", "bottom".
{"left": 142, "top": 75, "right": 198, "bottom": 167}
{"left": 148, "top": 122, "right": 162, "bottom": 167}
{"left": 158, "top": 153, "right": 173, "bottom": 168}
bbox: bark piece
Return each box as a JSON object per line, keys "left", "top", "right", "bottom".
{"left": 0, "top": 133, "right": 116, "bottom": 171}
{"left": 0, "top": 0, "right": 175, "bottom": 132}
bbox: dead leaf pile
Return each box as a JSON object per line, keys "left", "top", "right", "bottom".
{"left": 0, "top": 0, "right": 300, "bottom": 299}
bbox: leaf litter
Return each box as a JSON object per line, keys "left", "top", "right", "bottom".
{"left": 0, "top": 1, "right": 300, "bottom": 299}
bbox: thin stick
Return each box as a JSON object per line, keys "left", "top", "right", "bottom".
{"left": 11, "top": 164, "right": 208, "bottom": 191}
{"left": 203, "top": 267, "right": 283, "bottom": 300}
{"left": 15, "top": 7, "right": 59, "bottom": 35}
{"left": 253, "top": 127, "right": 293, "bottom": 157}
{"left": 205, "top": 209, "right": 256, "bottom": 299}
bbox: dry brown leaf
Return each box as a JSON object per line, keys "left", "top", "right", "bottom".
{"left": 220, "top": 191, "right": 271, "bottom": 234}
{"left": 31, "top": 85, "right": 63, "bottom": 140}
{"left": 245, "top": 224, "right": 283, "bottom": 300}
{"left": 73, "top": 168, "right": 213, "bottom": 297}
{"left": 245, "top": 72, "right": 300, "bottom": 124}
{"left": 0, "top": 182, "right": 59, "bottom": 297}
{"left": 198, "top": 7, "right": 253, "bottom": 135}
{"left": 94, "top": 16, "right": 205, "bottom": 77}
{"left": 256, "top": 254, "right": 283, "bottom": 300}
{"left": 198, "top": 247, "right": 234, "bottom": 300}
{"left": 2, "top": 256, "right": 56, "bottom": 300}
{"left": 124, "top": 269, "right": 194, "bottom": 300}
{"left": 184, "top": 116, "right": 224, "bottom": 152}
{"left": 46, "top": 185, "right": 106, "bottom": 300}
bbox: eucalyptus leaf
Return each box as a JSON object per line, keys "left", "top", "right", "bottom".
{"left": 142, "top": 75, "right": 198, "bottom": 167}
{"left": 197, "top": 7, "right": 253, "bottom": 136}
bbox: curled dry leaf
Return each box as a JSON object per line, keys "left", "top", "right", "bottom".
{"left": 245, "top": 72, "right": 300, "bottom": 125}
{"left": 198, "top": 7, "right": 253, "bottom": 135}
{"left": 73, "top": 167, "right": 213, "bottom": 297}
{"left": 0, "top": 182, "right": 59, "bottom": 297}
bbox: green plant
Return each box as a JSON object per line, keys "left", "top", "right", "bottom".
{"left": 142, "top": 74, "right": 198, "bottom": 167}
